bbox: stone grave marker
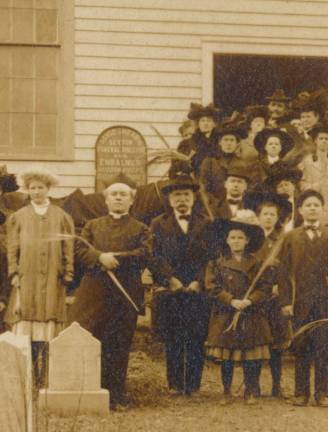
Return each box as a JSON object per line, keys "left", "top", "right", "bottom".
{"left": 0, "top": 342, "right": 27, "bottom": 432}
{"left": 0, "top": 332, "right": 32, "bottom": 432}
{"left": 95, "top": 125, "right": 147, "bottom": 192}
{"left": 39, "top": 322, "right": 109, "bottom": 415}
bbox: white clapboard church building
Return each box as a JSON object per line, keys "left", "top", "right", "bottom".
{"left": 1, "top": 0, "right": 327, "bottom": 195}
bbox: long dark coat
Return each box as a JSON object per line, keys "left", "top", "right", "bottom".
{"left": 278, "top": 226, "right": 328, "bottom": 327}
{"left": 149, "top": 210, "right": 212, "bottom": 341}
{"left": 206, "top": 255, "right": 272, "bottom": 350}
{"left": 68, "top": 214, "right": 151, "bottom": 334}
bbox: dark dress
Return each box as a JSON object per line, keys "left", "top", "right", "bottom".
{"left": 206, "top": 254, "right": 272, "bottom": 357}
{"left": 68, "top": 214, "right": 151, "bottom": 406}
{"left": 149, "top": 210, "right": 212, "bottom": 394}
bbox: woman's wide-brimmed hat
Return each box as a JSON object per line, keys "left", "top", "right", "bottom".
{"left": 161, "top": 174, "right": 199, "bottom": 195}
{"left": 217, "top": 113, "right": 248, "bottom": 141}
{"left": 187, "top": 103, "right": 222, "bottom": 122}
{"left": 243, "top": 189, "right": 292, "bottom": 225}
{"left": 20, "top": 168, "right": 59, "bottom": 189}
{"left": 264, "top": 162, "right": 303, "bottom": 189}
{"left": 265, "top": 89, "right": 291, "bottom": 103}
{"left": 254, "top": 128, "right": 294, "bottom": 157}
{"left": 0, "top": 165, "right": 19, "bottom": 193}
{"left": 212, "top": 212, "right": 265, "bottom": 253}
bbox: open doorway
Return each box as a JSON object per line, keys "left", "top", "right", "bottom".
{"left": 213, "top": 53, "right": 328, "bottom": 115}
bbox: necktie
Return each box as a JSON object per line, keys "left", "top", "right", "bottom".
{"left": 179, "top": 214, "right": 191, "bottom": 221}
{"left": 305, "top": 224, "right": 320, "bottom": 239}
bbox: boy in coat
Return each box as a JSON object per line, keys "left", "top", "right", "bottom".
{"left": 149, "top": 174, "right": 211, "bottom": 396}
{"left": 279, "top": 189, "right": 328, "bottom": 407}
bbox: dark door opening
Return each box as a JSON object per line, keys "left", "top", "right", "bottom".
{"left": 213, "top": 53, "right": 328, "bottom": 115}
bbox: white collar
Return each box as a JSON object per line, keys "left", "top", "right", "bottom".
{"left": 31, "top": 198, "right": 50, "bottom": 209}
{"left": 267, "top": 155, "right": 280, "bottom": 164}
{"left": 109, "top": 212, "right": 128, "bottom": 219}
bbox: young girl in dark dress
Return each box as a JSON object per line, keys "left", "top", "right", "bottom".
{"left": 206, "top": 215, "right": 273, "bottom": 405}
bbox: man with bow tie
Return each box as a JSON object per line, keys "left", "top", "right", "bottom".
{"left": 69, "top": 173, "right": 151, "bottom": 411}
{"left": 149, "top": 175, "right": 212, "bottom": 396}
{"left": 212, "top": 166, "right": 249, "bottom": 219}
{"left": 278, "top": 189, "right": 328, "bottom": 407}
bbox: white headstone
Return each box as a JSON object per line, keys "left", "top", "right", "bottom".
{"left": 0, "top": 342, "right": 27, "bottom": 432}
{"left": 39, "top": 322, "right": 109, "bottom": 415}
{"left": 0, "top": 332, "right": 32, "bottom": 432}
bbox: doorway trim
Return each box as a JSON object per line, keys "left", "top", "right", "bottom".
{"left": 201, "top": 36, "right": 328, "bottom": 105}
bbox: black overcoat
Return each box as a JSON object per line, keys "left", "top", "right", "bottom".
{"left": 149, "top": 210, "right": 212, "bottom": 341}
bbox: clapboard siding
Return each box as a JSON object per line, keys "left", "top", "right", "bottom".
{"left": 75, "top": 121, "right": 185, "bottom": 138}
{"left": 9, "top": 0, "right": 324, "bottom": 194}
{"left": 75, "top": 7, "right": 328, "bottom": 24}
{"left": 75, "top": 57, "right": 201, "bottom": 73}
{"left": 75, "top": 0, "right": 328, "bottom": 16}
{"left": 75, "top": 96, "right": 193, "bottom": 111}
{"left": 75, "top": 84, "right": 201, "bottom": 99}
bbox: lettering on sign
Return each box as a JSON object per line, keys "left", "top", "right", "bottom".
{"left": 95, "top": 126, "right": 147, "bottom": 191}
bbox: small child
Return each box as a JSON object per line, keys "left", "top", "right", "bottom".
{"left": 206, "top": 215, "right": 272, "bottom": 405}
{"left": 279, "top": 189, "right": 328, "bottom": 407}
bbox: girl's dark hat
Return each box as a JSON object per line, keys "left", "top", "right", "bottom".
{"left": 187, "top": 103, "right": 221, "bottom": 121}
{"left": 265, "top": 89, "right": 291, "bottom": 102}
{"left": 254, "top": 128, "right": 294, "bottom": 157}
{"left": 161, "top": 174, "right": 199, "bottom": 195}
{"left": 243, "top": 189, "right": 292, "bottom": 224}
{"left": 264, "top": 162, "right": 303, "bottom": 188}
{"left": 212, "top": 216, "right": 265, "bottom": 253}
{"left": 307, "top": 125, "right": 328, "bottom": 140}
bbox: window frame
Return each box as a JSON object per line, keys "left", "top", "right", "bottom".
{"left": 0, "top": 0, "right": 74, "bottom": 161}
{"left": 201, "top": 36, "right": 328, "bottom": 105}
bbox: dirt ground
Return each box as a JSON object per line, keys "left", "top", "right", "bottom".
{"left": 37, "top": 328, "right": 328, "bottom": 432}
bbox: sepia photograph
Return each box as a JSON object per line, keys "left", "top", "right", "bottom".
{"left": 0, "top": 1, "right": 328, "bottom": 431}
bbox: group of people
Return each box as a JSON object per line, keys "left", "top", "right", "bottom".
{"left": 0, "top": 87, "right": 327, "bottom": 412}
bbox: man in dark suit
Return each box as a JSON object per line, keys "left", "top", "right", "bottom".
{"left": 69, "top": 173, "right": 151, "bottom": 411}
{"left": 149, "top": 175, "right": 211, "bottom": 396}
{"left": 279, "top": 189, "right": 328, "bottom": 407}
{"left": 212, "top": 166, "right": 249, "bottom": 219}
